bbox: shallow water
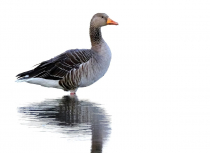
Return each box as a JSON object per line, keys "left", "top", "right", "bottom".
{"left": 1, "top": 82, "right": 210, "bottom": 153}
{"left": 18, "top": 96, "right": 111, "bottom": 153}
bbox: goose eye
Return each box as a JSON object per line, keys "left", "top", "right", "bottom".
{"left": 102, "top": 16, "right": 104, "bottom": 18}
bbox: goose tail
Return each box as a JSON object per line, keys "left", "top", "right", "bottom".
{"left": 16, "top": 70, "right": 33, "bottom": 82}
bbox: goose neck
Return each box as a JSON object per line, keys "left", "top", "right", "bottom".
{"left": 89, "top": 24, "right": 103, "bottom": 47}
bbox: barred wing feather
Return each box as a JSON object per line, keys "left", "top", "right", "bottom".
{"left": 16, "top": 49, "right": 92, "bottom": 80}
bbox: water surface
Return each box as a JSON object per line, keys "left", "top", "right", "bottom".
{"left": 18, "top": 95, "right": 111, "bottom": 153}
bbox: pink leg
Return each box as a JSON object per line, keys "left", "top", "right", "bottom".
{"left": 70, "top": 88, "right": 78, "bottom": 96}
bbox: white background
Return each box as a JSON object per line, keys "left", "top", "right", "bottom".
{"left": 0, "top": 0, "right": 210, "bottom": 152}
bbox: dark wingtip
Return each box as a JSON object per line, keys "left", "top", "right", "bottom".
{"left": 16, "top": 69, "right": 34, "bottom": 79}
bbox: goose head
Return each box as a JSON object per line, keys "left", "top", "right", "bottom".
{"left": 90, "top": 13, "right": 118, "bottom": 28}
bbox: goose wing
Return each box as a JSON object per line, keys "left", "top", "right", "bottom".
{"left": 16, "top": 49, "right": 92, "bottom": 80}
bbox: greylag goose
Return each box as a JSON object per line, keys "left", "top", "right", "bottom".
{"left": 16, "top": 13, "right": 118, "bottom": 94}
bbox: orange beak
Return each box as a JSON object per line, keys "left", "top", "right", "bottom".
{"left": 107, "top": 18, "right": 118, "bottom": 25}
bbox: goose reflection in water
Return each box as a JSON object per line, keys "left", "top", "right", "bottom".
{"left": 18, "top": 95, "right": 111, "bottom": 153}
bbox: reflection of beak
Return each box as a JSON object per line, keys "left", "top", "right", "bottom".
{"left": 107, "top": 18, "right": 118, "bottom": 25}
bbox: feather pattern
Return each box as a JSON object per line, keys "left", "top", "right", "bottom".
{"left": 16, "top": 49, "right": 92, "bottom": 81}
